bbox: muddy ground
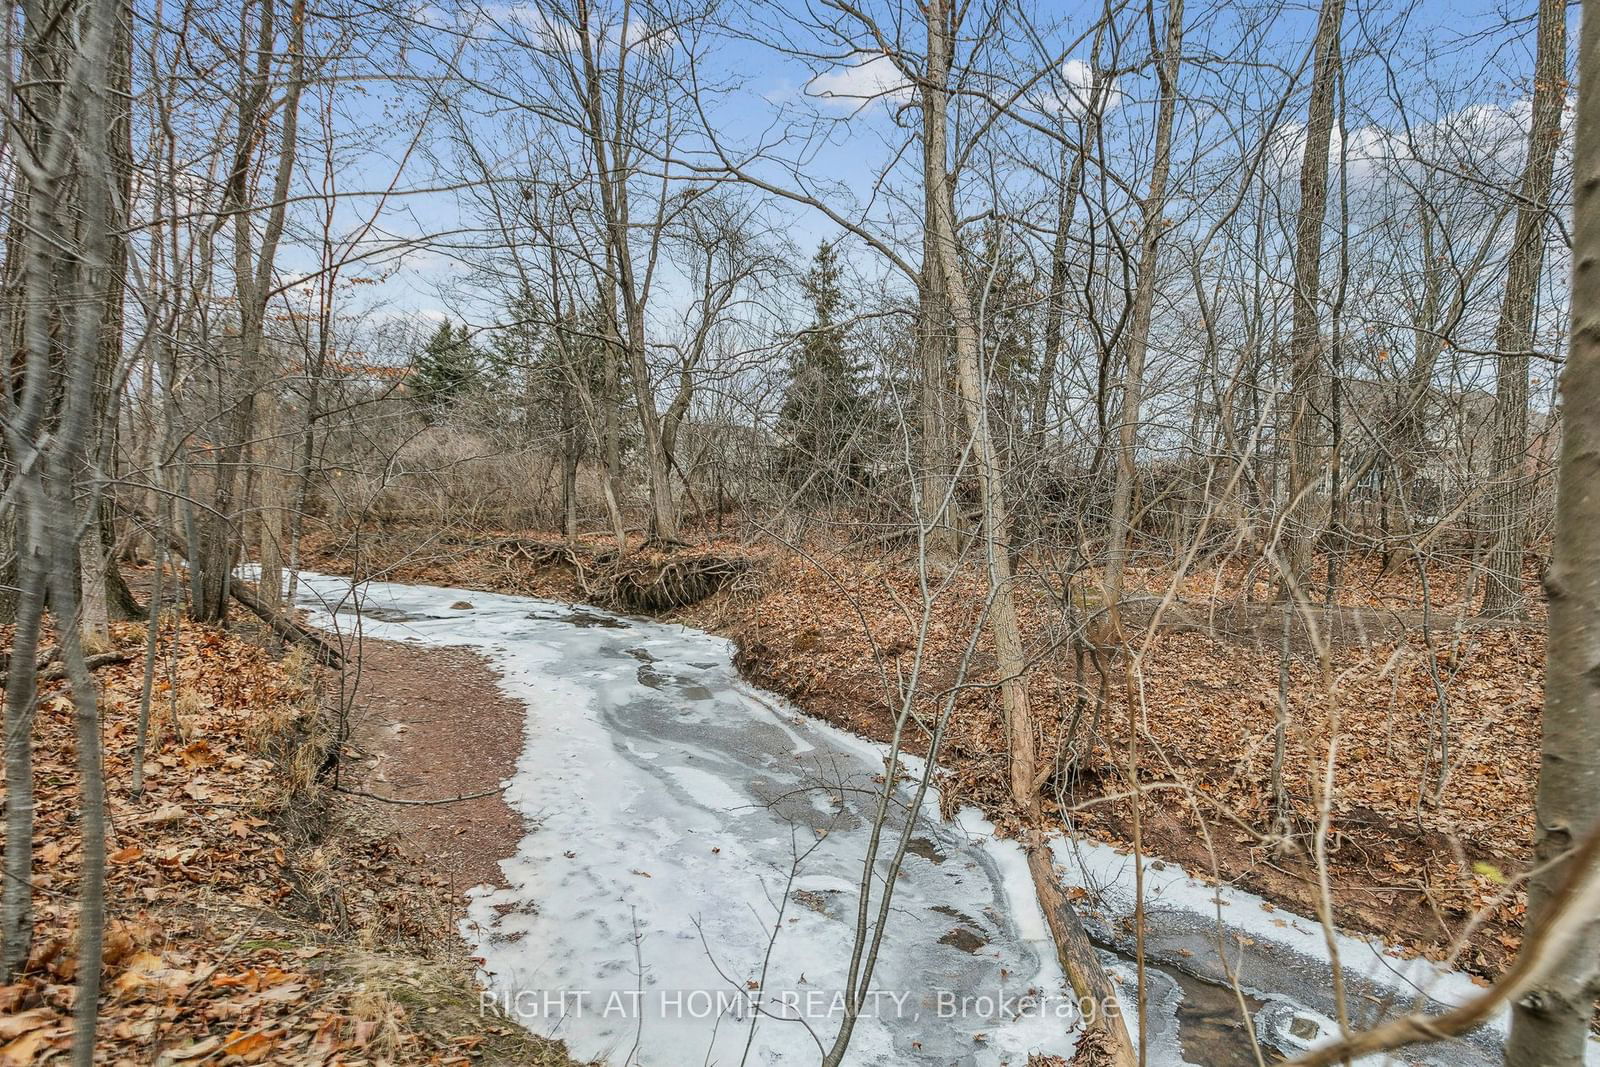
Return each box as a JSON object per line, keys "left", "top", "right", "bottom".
{"left": 339, "top": 639, "right": 527, "bottom": 894}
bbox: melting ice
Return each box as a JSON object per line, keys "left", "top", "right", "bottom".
{"left": 286, "top": 572, "right": 1600, "bottom": 1067}
{"left": 290, "top": 573, "right": 1075, "bottom": 1065}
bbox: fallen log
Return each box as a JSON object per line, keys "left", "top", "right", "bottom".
{"left": 1, "top": 648, "right": 137, "bottom": 688}
{"left": 230, "top": 580, "right": 345, "bottom": 668}
{"left": 1026, "top": 840, "right": 1138, "bottom": 1067}
{"left": 114, "top": 500, "right": 346, "bottom": 669}
{"left": 0, "top": 644, "right": 59, "bottom": 675}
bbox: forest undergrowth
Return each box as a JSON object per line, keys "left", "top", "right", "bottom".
{"left": 0, "top": 607, "right": 584, "bottom": 1066}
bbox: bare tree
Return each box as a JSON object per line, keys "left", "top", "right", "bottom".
{"left": 1103, "top": 0, "right": 1185, "bottom": 611}
{"left": 188, "top": 0, "right": 308, "bottom": 621}
{"left": 1281, "top": 0, "right": 1345, "bottom": 597}
{"left": 1479, "top": 0, "right": 1567, "bottom": 619}
{"left": 1504, "top": 3, "right": 1600, "bottom": 1059}
{"left": 0, "top": 0, "right": 122, "bottom": 1060}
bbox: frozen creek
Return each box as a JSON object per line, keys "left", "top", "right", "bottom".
{"left": 288, "top": 572, "right": 1585, "bottom": 1067}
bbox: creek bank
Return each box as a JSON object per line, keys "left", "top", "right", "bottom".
{"left": 306, "top": 530, "right": 1507, "bottom": 983}
{"left": 287, "top": 572, "right": 1082, "bottom": 1065}
{"left": 287, "top": 565, "right": 1582, "bottom": 1066}
{"left": 0, "top": 585, "right": 583, "bottom": 1066}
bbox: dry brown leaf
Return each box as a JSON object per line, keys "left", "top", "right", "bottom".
{"left": 221, "top": 1029, "right": 275, "bottom": 1063}
{"left": 0, "top": 1026, "right": 62, "bottom": 1067}
{"left": 163, "top": 1035, "right": 224, "bottom": 1061}
{"left": 0, "top": 1010, "right": 54, "bottom": 1042}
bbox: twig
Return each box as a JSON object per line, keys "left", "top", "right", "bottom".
{"left": 1, "top": 648, "right": 136, "bottom": 688}
{"left": 333, "top": 785, "right": 506, "bottom": 806}
{"left": 1284, "top": 822, "right": 1600, "bottom": 1066}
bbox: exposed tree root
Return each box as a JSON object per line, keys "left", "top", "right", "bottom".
{"left": 475, "top": 535, "right": 757, "bottom": 613}
{"left": 593, "top": 553, "right": 753, "bottom": 613}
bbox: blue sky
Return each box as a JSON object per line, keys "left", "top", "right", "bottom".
{"left": 285, "top": 0, "right": 1568, "bottom": 353}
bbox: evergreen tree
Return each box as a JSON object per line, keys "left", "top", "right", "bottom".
{"left": 409, "top": 321, "right": 481, "bottom": 417}
{"left": 485, "top": 291, "right": 547, "bottom": 434}
{"left": 776, "top": 242, "right": 868, "bottom": 496}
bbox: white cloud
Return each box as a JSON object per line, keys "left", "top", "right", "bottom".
{"left": 1055, "top": 58, "right": 1122, "bottom": 116}
{"left": 807, "top": 55, "right": 913, "bottom": 111}
{"left": 1264, "top": 96, "right": 1547, "bottom": 189}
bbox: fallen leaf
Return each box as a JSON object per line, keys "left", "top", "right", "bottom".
{"left": 0, "top": 1026, "right": 62, "bottom": 1066}
{"left": 136, "top": 803, "right": 186, "bottom": 825}
{"left": 164, "top": 1035, "right": 223, "bottom": 1061}
{"left": 221, "top": 1029, "right": 275, "bottom": 1063}
{"left": 0, "top": 1009, "right": 55, "bottom": 1042}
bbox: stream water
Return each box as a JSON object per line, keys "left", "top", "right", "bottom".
{"left": 287, "top": 572, "right": 1591, "bottom": 1067}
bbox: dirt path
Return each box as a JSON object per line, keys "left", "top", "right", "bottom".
{"left": 341, "top": 637, "right": 527, "bottom": 895}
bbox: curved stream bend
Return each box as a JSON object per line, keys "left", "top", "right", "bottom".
{"left": 295, "top": 574, "right": 1075, "bottom": 1065}
{"left": 290, "top": 573, "right": 1552, "bottom": 1067}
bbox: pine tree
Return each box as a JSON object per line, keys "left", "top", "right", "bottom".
{"left": 484, "top": 291, "right": 548, "bottom": 436}
{"left": 776, "top": 242, "right": 868, "bottom": 497}
{"left": 409, "top": 321, "right": 481, "bottom": 417}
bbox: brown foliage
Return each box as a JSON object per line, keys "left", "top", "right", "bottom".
{"left": 0, "top": 608, "right": 582, "bottom": 1065}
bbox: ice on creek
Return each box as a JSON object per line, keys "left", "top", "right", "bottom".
{"left": 284, "top": 571, "right": 1598, "bottom": 1066}
{"left": 288, "top": 573, "right": 1075, "bottom": 1065}
{"left": 1048, "top": 816, "right": 1600, "bottom": 1065}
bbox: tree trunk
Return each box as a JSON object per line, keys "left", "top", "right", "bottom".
{"left": 192, "top": 0, "right": 305, "bottom": 622}
{"left": 1385, "top": 197, "right": 1445, "bottom": 572}
{"left": 79, "top": 527, "right": 112, "bottom": 642}
{"left": 1282, "top": 0, "right": 1345, "bottom": 596}
{"left": 0, "top": 519, "right": 16, "bottom": 625}
{"left": 918, "top": 193, "right": 955, "bottom": 556}
{"left": 573, "top": 0, "right": 678, "bottom": 545}
{"left": 84, "top": 0, "right": 135, "bottom": 634}
{"left": 284, "top": 339, "right": 321, "bottom": 606}
{"left": 1, "top": 492, "right": 47, "bottom": 979}
{"left": 1104, "top": 0, "right": 1184, "bottom": 611}
{"left": 1504, "top": 5, "right": 1600, "bottom": 1060}
{"left": 50, "top": 462, "right": 108, "bottom": 1067}
{"left": 917, "top": 37, "right": 955, "bottom": 556}
{"left": 1480, "top": 0, "right": 1566, "bottom": 619}
{"left": 256, "top": 391, "right": 287, "bottom": 613}
{"left": 1031, "top": 111, "right": 1100, "bottom": 451}
{"left": 562, "top": 406, "right": 581, "bottom": 546}
{"left": 37, "top": 0, "right": 120, "bottom": 1047}
{"left": 922, "top": 0, "right": 1036, "bottom": 819}
{"left": 600, "top": 334, "right": 628, "bottom": 553}
{"left": 2, "top": 0, "right": 90, "bottom": 978}
{"left": 101, "top": 497, "right": 142, "bottom": 620}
